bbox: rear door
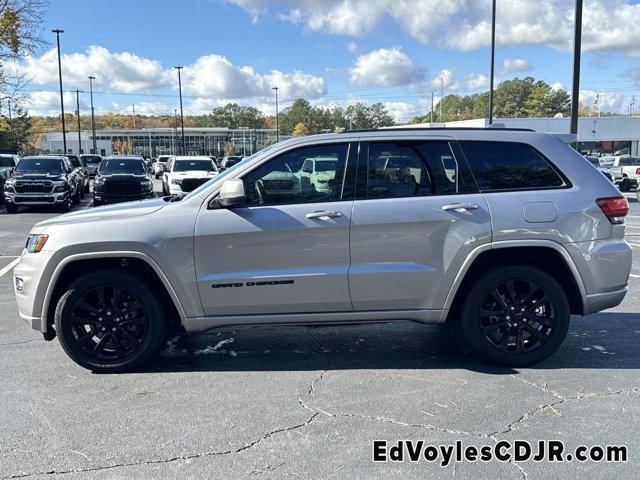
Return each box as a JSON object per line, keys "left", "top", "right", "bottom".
{"left": 349, "top": 139, "right": 491, "bottom": 311}
{"left": 194, "top": 141, "right": 356, "bottom": 316}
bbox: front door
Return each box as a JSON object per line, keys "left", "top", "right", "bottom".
{"left": 194, "top": 142, "right": 355, "bottom": 316}
{"left": 349, "top": 139, "right": 491, "bottom": 311}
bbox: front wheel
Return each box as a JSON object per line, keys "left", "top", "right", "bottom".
{"left": 460, "top": 266, "right": 570, "bottom": 367}
{"left": 620, "top": 178, "right": 631, "bottom": 192}
{"left": 55, "top": 270, "right": 166, "bottom": 372}
{"left": 6, "top": 203, "right": 18, "bottom": 213}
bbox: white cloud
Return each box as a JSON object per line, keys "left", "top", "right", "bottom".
{"left": 7, "top": 46, "right": 170, "bottom": 93}
{"left": 350, "top": 48, "right": 424, "bottom": 87}
{"left": 346, "top": 41, "right": 358, "bottom": 53}
{"left": 430, "top": 68, "right": 487, "bottom": 91}
{"left": 25, "top": 90, "right": 83, "bottom": 116}
{"left": 580, "top": 90, "right": 633, "bottom": 114}
{"left": 228, "top": 0, "right": 640, "bottom": 56}
{"left": 499, "top": 58, "right": 531, "bottom": 76}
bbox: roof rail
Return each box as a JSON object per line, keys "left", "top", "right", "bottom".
{"left": 338, "top": 126, "right": 535, "bottom": 133}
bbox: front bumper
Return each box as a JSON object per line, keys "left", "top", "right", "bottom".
{"left": 13, "top": 251, "right": 53, "bottom": 333}
{"left": 93, "top": 191, "right": 154, "bottom": 204}
{"left": 4, "top": 191, "right": 69, "bottom": 206}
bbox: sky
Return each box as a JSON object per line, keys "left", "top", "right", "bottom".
{"left": 7, "top": 0, "right": 640, "bottom": 122}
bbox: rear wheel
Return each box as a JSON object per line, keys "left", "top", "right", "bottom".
{"left": 620, "top": 178, "right": 631, "bottom": 192}
{"left": 55, "top": 270, "right": 166, "bottom": 372}
{"left": 460, "top": 266, "right": 570, "bottom": 366}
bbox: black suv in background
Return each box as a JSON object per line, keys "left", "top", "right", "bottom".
{"left": 3, "top": 156, "right": 81, "bottom": 213}
{"left": 93, "top": 156, "right": 155, "bottom": 206}
{"left": 80, "top": 154, "right": 102, "bottom": 177}
{"left": 61, "top": 154, "right": 90, "bottom": 194}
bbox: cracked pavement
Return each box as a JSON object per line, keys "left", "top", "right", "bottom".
{"left": 1, "top": 191, "right": 639, "bottom": 479}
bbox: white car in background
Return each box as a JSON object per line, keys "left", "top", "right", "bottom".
{"left": 153, "top": 155, "right": 171, "bottom": 179}
{"left": 299, "top": 157, "right": 339, "bottom": 192}
{"left": 162, "top": 156, "right": 219, "bottom": 195}
{"left": 599, "top": 155, "right": 640, "bottom": 191}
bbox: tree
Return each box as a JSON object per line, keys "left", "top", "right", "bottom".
{"left": 0, "top": 103, "right": 31, "bottom": 152}
{"left": 279, "top": 99, "right": 312, "bottom": 135}
{"left": 345, "top": 102, "right": 394, "bottom": 129}
{"left": 292, "top": 122, "right": 309, "bottom": 136}
{"left": 0, "top": 1, "right": 47, "bottom": 102}
{"left": 209, "top": 103, "right": 265, "bottom": 129}
{"left": 223, "top": 141, "right": 235, "bottom": 156}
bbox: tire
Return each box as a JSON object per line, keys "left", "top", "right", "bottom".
{"left": 93, "top": 198, "right": 101, "bottom": 207}
{"left": 54, "top": 270, "right": 166, "bottom": 372}
{"left": 620, "top": 178, "right": 631, "bottom": 192}
{"left": 459, "top": 265, "right": 570, "bottom": 367}
{"left": 58, "top": 198, "right": 71, "bottom": 213}
{"left": 6, "top": 203, "right": 18, "bottom": 213}
{"left": 73, "top": 188, "right": 81, "bottom": 205}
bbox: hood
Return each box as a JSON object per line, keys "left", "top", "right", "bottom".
{"left": 12, "top": 172, "right": 65, "bottom": 180}
{"left": 35, "top": 197, "right": 167, "bottom": 228}
{"left": 173, "top": 170, "right": 217, "bottom": 179}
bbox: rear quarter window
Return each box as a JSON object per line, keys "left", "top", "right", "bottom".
{"left": 459, "top": 141, "right": 567, "bottom": 192}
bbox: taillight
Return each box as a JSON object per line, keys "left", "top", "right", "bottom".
{"left": 596, "top": 196, "right": 629, "bottom": 224}
{"left": 636, "top": 167, "right": 640, "bottom": 175}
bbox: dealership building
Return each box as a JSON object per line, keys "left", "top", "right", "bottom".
{"left": 38, "top": 127, "right": 281, "bottom": 157}
{"left": 403, "top": 116, "right": 640, "bottom": 156}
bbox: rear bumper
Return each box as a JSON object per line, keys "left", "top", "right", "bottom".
{"left": 583, "top": 286, "right": 628, "bottom": 315}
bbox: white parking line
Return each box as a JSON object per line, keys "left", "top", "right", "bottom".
{"left": 630, "top": 273, "right": 640, "bottom": 278}
{"left": 0, "top": 258, "right": 20, "bottom": 279}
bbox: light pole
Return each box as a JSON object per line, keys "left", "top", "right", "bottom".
{"left": 88, "top": 76, "right": 97, "bottom": 154}
{"left": 570, "top": 0, "right": 583, "bottom": 138}
{"left": 175, "top": 66, "right": 185, "bottom": 154}
{"left": 173, "top": 108, "right": 177, "bottom": 155}
{"left": 272, "top": 86, "right": 279, "bottom": 142}
{"left": 75, "top": 88, "right": 83, "bottom": 154}
{"left": 52, "top": 28, "right": 67, "bottom": 153}
{"left": 488, "top": 0, "right": 496, "bottom": 125}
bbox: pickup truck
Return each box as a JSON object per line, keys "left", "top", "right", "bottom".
{"left": 599, "top": 155, "right": 640, "bottom": 191}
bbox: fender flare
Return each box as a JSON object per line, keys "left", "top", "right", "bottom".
{"left": 440, "top": 239, "right": 587, "bottom": 320}
{"left": 40, "top": 251, "right": 187, "bottom": 333}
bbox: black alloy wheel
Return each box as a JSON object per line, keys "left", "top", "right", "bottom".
{"left": 460, "top": 265, "right": 570, "bottom": 366}
{"left": 55, "top": 270, "right": 166, "bottom": 372}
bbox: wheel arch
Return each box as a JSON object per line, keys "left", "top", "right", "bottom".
{"left": 443, "top": 240, "right": 587, "bottom": 321}
{"left": 41, "top": 251, "right": 186, "bottom": 335}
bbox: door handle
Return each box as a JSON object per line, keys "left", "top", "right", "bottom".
{"left": 442, "top": 203, "right": 479, "bottom": 212}
{"left": 306, "top": 210, "right": 343, "bottom": 219}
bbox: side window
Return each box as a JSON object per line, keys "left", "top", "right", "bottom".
{"left": 459, "top": 141, "right": 566, "bottom": 191}
{"left": 365, "top": 141, "right": 460, "bottom": 199}
{"left": 242, "top": 143, "right": 349, "bottom": 206}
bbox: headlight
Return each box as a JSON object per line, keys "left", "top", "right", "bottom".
{"left": 4, "top": 178, "right": 15, "bottom": 192}
{"left": 141, "top": 179, "right": 153, "bottom": 190}
{"left": 26, "top": 234, "right": 48, "bottom": 253}
{"left": 171, "top": 179, "right": 182, "bottom": 184}
{"left": 94, "top": 177, "right": 105, "bottom": 187}
{"left": 52, "top": 181, "right": 68, "bottom": 193}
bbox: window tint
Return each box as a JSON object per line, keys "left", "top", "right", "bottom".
{"left": 242, "top": 143, "right": 349, "bottom": 206}
{"left": 619, "top": 156, "right": 640, "bottom": 166}
{"left": 365, "top": 141, "right": 460, "bottom": 199}
{"left": 460, "top": 141, "right": 565, "bottom": 191}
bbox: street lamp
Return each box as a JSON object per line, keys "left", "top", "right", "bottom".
{"left": 175, "top": 66, "right": 186, "bottom": 154}
{"left": 272, "top": 85, "right": 279, "bottom": 142}
{"left": 570, "top": 0, "right": 583, "bottom": 138}
{"left": 88, "top": 76, "right": 97, "bottom": 154}
{"left": 52, "top": 28, "right": 66, "bottom": 153}
{"left": 488, "top": 0, "right": 496, "bottom": 125}
{"left": 75, "top": 88, "right": 83, "bottom": 154}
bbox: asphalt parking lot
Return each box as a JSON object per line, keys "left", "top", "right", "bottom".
{"left": 0, "top": 182, "right": 639, "bottom": 479}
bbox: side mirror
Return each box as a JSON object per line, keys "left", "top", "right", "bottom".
{"left": 217, "top": 179, "right": 245, "bottom": 207}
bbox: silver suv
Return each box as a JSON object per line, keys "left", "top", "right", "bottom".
{"left": 12, "top": 128, "right": 631, "bottom": 372}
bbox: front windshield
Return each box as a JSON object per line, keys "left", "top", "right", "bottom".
{"left": 0, "top": 157, "right": 15, "bottom": 167}
{"left": 15, "top": 158, "right": 63, "bottom": 173}
{"left": 185, "top": 143, "right": 281, "bottom": 198}
{"left": 99, "top": 159, "right": 146, "bottom": 174}
{"left": 81, "top": 155, "right": 101, "bottom": 164}
{"left": 173, "top": 160, "right": 215, "bottom": 172}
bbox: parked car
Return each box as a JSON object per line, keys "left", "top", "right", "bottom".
{"left": 219, "top": 155, "right": 242, "bottom": 170}
{"left": 58, "top": 154, "right": 89, "bottom": 195}
{"left": 3, "top": 155, "right": 81, "bottom": 213}
{"left": 584, "top": 155, "right": 617, "bottom": 183}
{"left": 93, "top": 156, "right": 155, "bottom": 206}
{"left": 153, "top": 155, "right": 171, "bottom": 179}
{"left": 0, "top": 154, "right": 20, "bottom": 202}
{"left": 599, "top": 155, "right": 640, "bottom": 191}
{"left": 12, "top": 128, "right": 631, "bottom": 372}
{"left": 162, "top": 156, "right": 219, "bottom": 195}
{"left": 80, "top": 154, "right": 102, "bottom": 178}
